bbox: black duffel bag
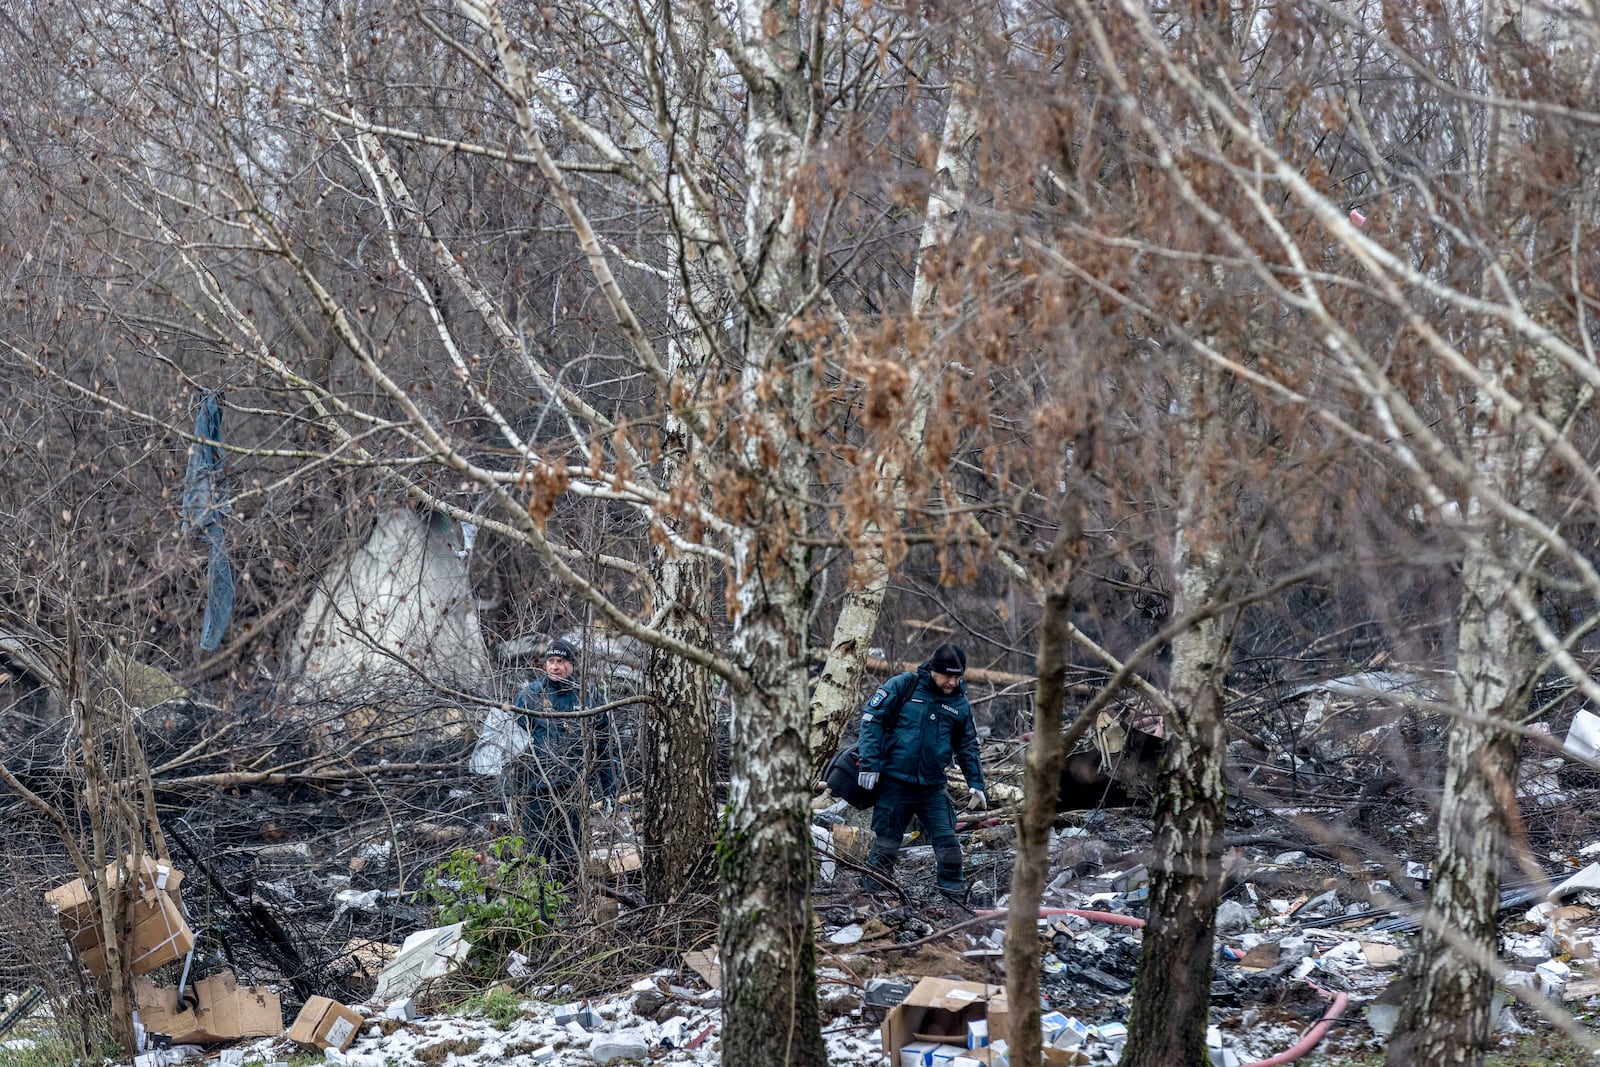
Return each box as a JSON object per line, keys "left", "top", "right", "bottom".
{"left": 824, "top": 743, "right": 880, "bottom": 809}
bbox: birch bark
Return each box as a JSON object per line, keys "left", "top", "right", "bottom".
{"left": 809, "top": 35, "right": 980, "bottom": 762}
{"left": 1121, "top": 361, "right": 1233, "bottom": 1067}
{"left": 713, "top": 0, "right": 829, "bottom": 1058}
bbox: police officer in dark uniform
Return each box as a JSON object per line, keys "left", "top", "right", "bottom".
{"left": 855, "top": 643, "right": 986, "bottom": 898}
{"left": 507, "top": 639, "right": 615, "bottom": 871}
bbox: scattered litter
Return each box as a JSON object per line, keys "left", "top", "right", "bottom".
{"left": 830, "top": 923, "right": 864, "bottom": 945}
{"left": 1549, "top": 862, "right": 1600, "bottom": 901}
{"left": 1537, "top": 959, "right": 1571, "bottom": 997}
{"left": 1564, "top": 709, "right": 1600, "bottom": 762}
{"left": 660, "top": 1016, "right": 689, "bottom": 1047}
{"left": 380, "top": 998, "right": 416, "bottom": 1022}
{"left": 864, "top": 978, "right": 913, "bottom": 1012}
{"left": 1215, "top": 900, "right": 1252, "bottom": 933}
{"left": 554, "top": 1004, "right": 597, "bottom": 1029}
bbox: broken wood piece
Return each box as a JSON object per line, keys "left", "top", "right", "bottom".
{"left": 1360, "top": 942, "right": 1403, "bottom": 968}
{"left": 1236, "top": 944, "right": 1281, "bottom": 972}
{"left": 684, "top": 948, "right": 721, "bottom": 989}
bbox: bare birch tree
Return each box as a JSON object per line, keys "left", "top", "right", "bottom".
{"left": 1044, "top": 1, "right": 1600, "bottom": 1062}
{"left": 2, "top": 0, "right": 1023, "bottom": 1058}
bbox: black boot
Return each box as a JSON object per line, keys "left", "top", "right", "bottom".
{"left": 861, "top": 855, "right": 897, "bottom": 894}
{"left": 935, "top": 847, "right": 966, "bottom": 899}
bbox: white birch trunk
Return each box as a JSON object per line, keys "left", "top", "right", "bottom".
{"left": 1122, "top": 360, "right": 1232, "bottom": 1067}
{"left": 714, "top": 0, "right": 828, "bottom": 1061}
{"left": 809, "top": 39, "right": 980, "bottom": 761}
{"left": 1389, "top": 387, "right": 1552, "bottom": 1065}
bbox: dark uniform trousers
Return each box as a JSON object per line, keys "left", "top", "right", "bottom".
{"left": 865, "top": 776, "right": 964, "bottom": 895}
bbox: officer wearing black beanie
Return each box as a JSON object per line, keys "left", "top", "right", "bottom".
{"left": 854, "top": 643, "right": 985, "bottom": 900}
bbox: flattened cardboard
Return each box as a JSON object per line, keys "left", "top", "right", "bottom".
{"left": 191, "top": 971, "right": 281, "bottom": 1041}
{"left": 134, "top": 971, "right": 281, "bottom": 1044}
{"left": 340, "top": 937, "right": 399, "bottom": 981}
{"left": 684, "top": 948, "right": 722, "bottom": 989}
{"left": 831, "top": 824, "right": 872, "bottom": 863}
{"left": 288, "top": 996, "right": 363, "bottom": 1051}
{"left": 1237, "top": 943, "right": 1282, "bottom": 971}
{"left": 1360, "top": 941, "right": 1403, "bottom": 968}
{"left": 586, "top": 843, "right": 643, "bottom": 875}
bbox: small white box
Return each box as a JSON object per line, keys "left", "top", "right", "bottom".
{"left": 1096, "top": 1022, "right": 1129, "bottom": 1044}
{"left": 900, "top": 1041, "right": 941, "bottom": 1067}
{"left": 1052, "top": 1016, "right": 1090, "bottom": 1048}
{"left": 966, "top": 1019, "right": 988, "bottom": 1048}
{"left": 1039, "top": 1010, "right": 1069, "bottom": 1041}
{"left": 1565, "top": 709, "right": 1600, "bottom": 761}
{"left": 381, "top": 997, "right": 417, "bottom": 1021}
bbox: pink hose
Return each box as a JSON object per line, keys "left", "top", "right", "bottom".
{"left": 1240, "top": 988, "right": 1349, "bottom": 1067}
{"left": 973, "top": 908, "right": 1348, "bottom": 1064}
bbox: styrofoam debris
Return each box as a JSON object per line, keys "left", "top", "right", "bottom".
{"left": 829, "top": 924, "right": 864, "bottom": 945}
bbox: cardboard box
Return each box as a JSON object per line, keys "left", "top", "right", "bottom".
{"left": 288, "top": 996, "right": 364, "bottom": 1051}
{"left": 883, "top": 979, "right": 1010, "bottom": 1063}
{"left": 134, "top": 971, "right": 281, "bottom": 1044}
{"left": 884, "top": 984, "right": 1085, "bottom": 1067}
{"left": 587, "top": 842, "right": 643, "bottom": 875}
{"left": 45, "top": 855, "right": 186, "bottom": 950}
{"left": 77, "top": 889, "right": 194, "bottom": 977}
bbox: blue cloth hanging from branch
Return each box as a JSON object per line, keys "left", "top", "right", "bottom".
{"left": 181, "top": 393, "right": 234, "bottom": 652}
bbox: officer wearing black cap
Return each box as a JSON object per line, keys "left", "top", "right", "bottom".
{"left": 855, "top": 642, "right": 986, "bottom": 899}
{"left": 506, "top": 638, "right": 615, "bottom": 871}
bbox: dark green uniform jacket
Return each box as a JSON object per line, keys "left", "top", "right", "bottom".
{"left": 856, "top": 663, "right": 983, "bottom": 790}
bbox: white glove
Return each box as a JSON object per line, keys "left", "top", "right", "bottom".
{"left": 966, "top": 790, "right": 988, "bottom": 812}
{"left": 857, "top": 771, "right": 880, "bottom": 791}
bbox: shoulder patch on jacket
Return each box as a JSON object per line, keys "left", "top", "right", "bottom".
{"left": 868, "top": 686, "right": 890, "bottom": 708}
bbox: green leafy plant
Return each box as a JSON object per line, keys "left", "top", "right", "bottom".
{"left": 423, "top": 837, "right": 564, "bottom": 968}
{"left": 464, "top": 986, "right": 527, "bottom": 1029}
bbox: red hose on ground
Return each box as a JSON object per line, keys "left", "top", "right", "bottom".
{"left": 1240, "top": 987, "right": 1349, "bottom": 1067}
{"left": 973, "top": 908, "right": 1348, "bottom": 1064}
